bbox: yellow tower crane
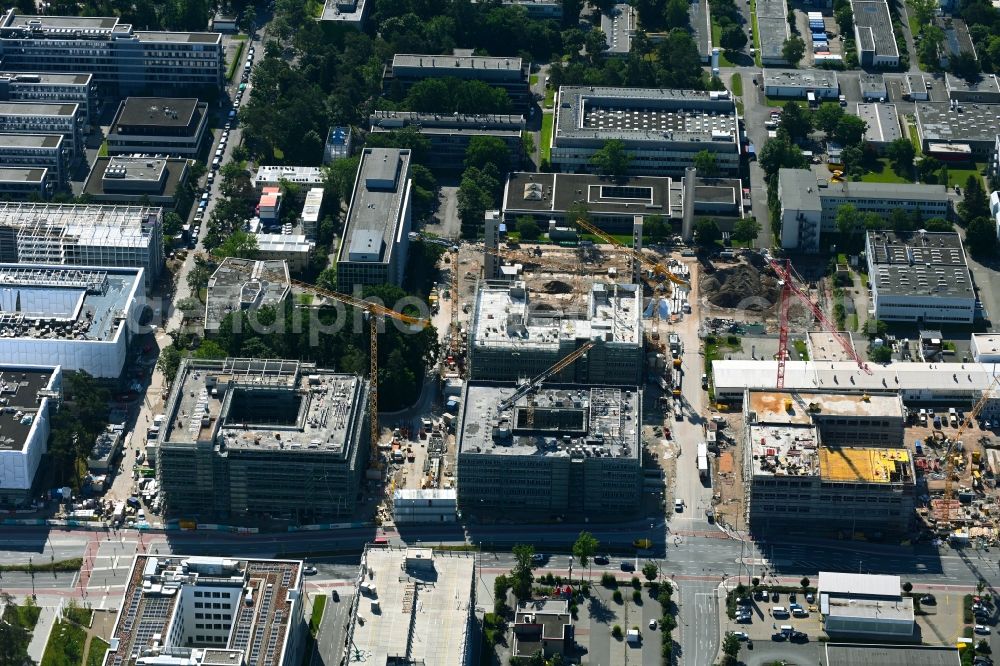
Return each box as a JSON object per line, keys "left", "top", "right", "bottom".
{"left": 942, "top": 374, "right": 1000, "bottom": 523}
{"left": 498, "top": 341, "right": 597, "bottom": 427}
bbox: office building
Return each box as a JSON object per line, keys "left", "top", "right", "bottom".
{"left": 904, "top": 73, "right": 931, "bottom": 100}
{"left": 601, "top": 3, "right": 638, "bottom": 57}
{"left": 299, "top": 188, "right": 324, "bottom": 239}
{"left": 470, "top": 280, "right": 644, "bottom": 384}
{"left": 866, "top": 230, "right": 974, "bottom": 324}
{"left": 0, "top": 202, "right": 164, "bottom": 288}
{"left": 757, "top": 0, "right": 792, "bottom": 64}
{"left": 345, "top": 547, "right": 475, "bottom": 666}
{"left": 818, "top": 572, "right": 914, "bottom": 639}
{"left": 915, "top": 102, "right": 1000, "bottom": 157}
{"left": 204, "top": 258, "right": 290, "bottom": 335}
{"left": 253, "top": 234, "right": 311, "bottom": 272}
{"left": 323, "top": 126, "right": 351, "bottom": 164}
{"left": 743, "top": 389, "right": 916, "bottom": 532}
{"left": 383, "top": 53, "right": 532, "bottom": 111}
{"left": 84, "top": 156, "right": 190, "bottom": 208}
{"left": 88, "top": 423, "right": 124, "bottom": 473}
{"left": 0, "top": 11, "right": 224, "bottom": 95}
{"left": 777, "top": 168, "right": 950, "bottom": 252}
{"left": 826, "top": 644, "right": 960, "bottom": 666}
{"left": 0, "top": 134, "right": 66, "bottom": 184}
{"left": 319, "top": 0, "right": 369, "bottom": 27}
{"left": 502, "top": 171, "right": 744, "bottom": 232}
{"left": 156, "top": 358, "right": 369, "bottom": 522}
{"left": 854, "top": 103, "right": 902, "bottom": 152}
{"left": 946, "top": 73, "right": 1000, "bottom": 103}
{"left": 369, "top": 110, "right": 525, "bottom": 171}
{"left": 851, "top": 0, "right": 900, "bottom": 67}
{"left": 762, "top": 69, "right": 839, "bottom": 98}
{"left": 103, "top": 555, "right": 305, "bottom": 666}
{"left": 335, "top": 148, "right": 412, "bottom": 293}
{"left": 860, "top": 73, "right": 888, "bottom": 100}
{"left": 0, "top": 101, "right": 82, "bottom": 161}
{"left": 549, "top": 87, "right": 740, "bottom": 177}
{"left": 107, "top": 97, "right": 208, "bottom": 157}
{"left": 457, "top": 383, "right": 643, "bottom": 515}
{"left": 0, "top": 72, "right": 96, "bottom": 129}
{"left": 0, "top": 264, "right": 144, "bottom": 377}
{"left": 254, "top": 166, "right": 325, "bottom": 191}
{"left": 513, "top": 600, "right": 573, "bottom": 660}
{"left": 0, "top": 167, "right": 48, "bottom": 198}
{"left": 211, "top": 13, "right": 238, "bottom": 31}
{"left": 0, "top": 364, "right": 59, "bottom": 507}
{"left": 971, "top": 333, "right": 1000, "bottom": 363}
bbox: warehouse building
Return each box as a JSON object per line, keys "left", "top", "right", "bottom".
{"left": 0, "top": 364, "right": 60, "bottom": 507}
{"left": 383, "top": 53, "right": 532, "bottom": 111}
{"left": 915, "top": 102, "right": 1000, "bottom": 157}
{"left": 369, "top": 110, "right": 525, "bottom": 171}
{"left": 156, "top": 358, "right": 369, "bottom": 522}
{"left": 345, "top": 547, "right": 475, "bottom": 666}
{"left": 83, "top": 156, "right": 190, "bottom": 208}
{"left": 866, "top": 230, "right": 975, "bottom": 324}
{"left": 107, "top": 97, "right": 208, "bottom": 157}
{"left": 457, "top": 383, "right": 643, "bottom": 516}
{"left": 204, "top": 258, "right": 290, "bottom": 335}
{"left": 757, "top": 0, "right": 792, "bottom": 64}
{"left": 469, "top": 280, "right": 644, "bottom": 385}
{"left": 0, "top": 134, "right": 66, "bottom": 185}
{"left": 743, "top": 389, "right": 916, "bottom": 533}
{"left": 854, "top": 103, "right": 901, "bottom": 152}
{"left": 0, "top": 167, "right": 49, "bottom": 198}
{"left": 549, "top": 86, "right": 740, "bottom": 177}
{"left": 0, "top": 72, "right": 96, "bottom": 130}
{"left": 946, "top": 73, "right": 1000, "bottom": 103}
{"left": 0, "top": 11, "right": 224, "bottom": 95}
{"left": 851, "top": 0, "right": 900, "bottom": 68}
{"left": 0, "top": 264, "right": 144, "bottom": 377}
{"left": 937, "top": 19, "right": 977, "bottom": 71}
{"left": 860, "top": 73, "right": 888, "bottom": 101}
{"left": 818, "top": 572, "right": 915, "bottom": 639}
{"left": 0, "top": 202, "right": 164, "bottom": 288}
{"left": 762, "top": 69, "right": 839, "bottom": 99}
{"left": 778, "top": 169, "right": 950, "bottom": 252}
{"left": 335, "top": 148, "right": 412, "bottom": 292}
{"left": 104, "top": 555, "right": 305, "bottom": 666}
{"left": 0, "top": 101, "right": 82, "bottom": 161}
{"left": 904, "top": 73, "right": 931, "bottom": 101}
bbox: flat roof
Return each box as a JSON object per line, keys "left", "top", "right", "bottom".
{"left": 104, "top": 555, "right": 301, "bottom": 666}
{"left": 370, "top": 110, "right": 524, "bottom": 135}
{"left": 825, "top": 644, "right": 960, "bottom": 666}
{"left": 319, "top": 0, "right": 367, "bottom": 22}
{"left": 758, "top": 16, "right": 791, "bottom": 61}
{"left": 134, "top": 30, "right": 220, "bottom": 43}
{"left": 972, "top": 333, "right": 1000, "bottom": 356}
{"left": 867, "top": 230, "right": 973, "bottom": 300}
{"left": 819, "top": 571, "right": 901, "bottom": 597}
{"left": 601, "top": 3, "right": 636, "bottom": 55}
{"left": 0, "top": 101, "right": 77, "bottom": 117}
{"left": 254, "top": 166, "right": 324, "bottom": 186}
{"left": 115, "top": 97, "right": 199, "bottom": 128}
{"left": 819, "top": 447, "right": 912, "bottom": 483}
{"left": 0, "top": 366, "right": 56, "bottom": 452}
{"left": 855, "top": 103, "right": 901, "bottom": 143}
{"left": 337, "top": 148, "right": 411, "bottom": 267}
{"left": 459, "top": 383, "right": 641, "bottom": 458}
{"left": 778, "top": 168, "right": 822, "bottom": 212}
{"left": 391, "top": 52, "right": 524, "bottom": 74}
{"left": 824, "top": 596, "right": 913, "bottom": 621}
{"left": 807, "top": 331, "right": 857, "bottom": 362}
{"left": 747, "top": 390, "right": 903, "bottom": 425}
{"left": 0, "top": 167, "right": 45, "bottom": 182}
{"left": 763, "top": 68, "right": 839, "bottom": 89}
{"left": 554, "top": 86, "right": 738, "bottom": 146}
{"left": 0, "top": 133, "right": 62, "bottom": 148}
{"left": 0, "top": 202, "right": 161, "bottom": 249}
{"left": 938, "top": 18, "right": 976, "bottom": 59}
{"left": 503, "top": 171, "right": 677, "bottom": 217}
{"left": 946, "top": 73, "right": 1000, "bottom": 95}
{"left": 916, "top": 102, "right": 1000, "bottom": 144}
{"left": 84, "top": 157, "right": 187, "bottom": 199}
{"left": 205, "top": 258, "right": 290, "bottom": 332}
{"left": 2, "top": 12, "right": 119, "bottom": 30}
{"left": 349, "top": 548, "right": 474, "bottom": 665}
{"left": 859, "top": 73, "right": 887, "bottom": 97}
{"left": 0, "top": 72, "right": 92, "bottom": 85}
{"left": 852, "top": 0, "right": 899, "bottom": 58}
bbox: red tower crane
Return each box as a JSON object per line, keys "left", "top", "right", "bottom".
{"left": 770, "top": 258, "right": 872, "bottom": 388}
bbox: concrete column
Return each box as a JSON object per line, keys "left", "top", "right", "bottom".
{"left": 483, "top": 210, "right": 500, "bottom": 280}
{"left": 632, "top": 215, "right": 643, "bottom": 284}
{"left": 682, "top": 167, "right": 697, "bottom": 243}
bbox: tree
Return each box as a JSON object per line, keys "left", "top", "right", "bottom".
{"left": 193, "top": 340, "right": 227, "bottom": 359}
{"left": 950, "top": 51, "right": 981, "bottom": 81}
{"left": 214, "top": 230, "right": 259, "bottom": 260}
{"left": 959, "top": 176, "right": 990, "bottom": 223}
{"left": 585, "top": 28, "right": 608, "bottom": 62}
{"left": 978, "top": 639, "right": 992, "bottom": 655}
{"left": 163, "top": 211, "right": 184, "bottom": 237}
{"left": 885, "top": 137, "right": 916, "bottom": 175}
{"left": 642, "top": 561, "right": 659, "bottom": 582}
{"left": 966, "top": 216, "right": 998, "bottom": 259}
{"left": 664, "top": 0, "right": 691, "bottom": 30}
{"left": 721, "top": 632, "right": 741, "bottom": 665}
{"left": 758, "top": 135, "right": 807, "bottom": 177}
{"left": 836, "top": 204, "right": 860, "bottom": 237}
{"left": 720, "top": 25, "right": 748, "bottom": 51}
{"left": 572, "top": 531, "right": 599, "bottom": 579}
{"left": 908, "top": 0, "right": 937, "bottom": 27}
{"left": 917, "top": 156, "right": 942, "bottom": 183}
{"left": 902, "top": 581, "right": 913, "bottom": 592}
{"left": 644, "top": 214, "right": 669, "bottom": 243}
{"left": 653, "top": 30, "right": 704, "bottom": 88}
{"left": 780, "top": 102, "right": 812, "bottom": 141}
{"left": 814, "top": 103, "right": 845, "bottom": 136}
{"left": 694, "top": 218, "right": 721, "bottom": 248}
{"left": 187, "top": 262, "right": 212, "bottom": 294}
{"left": 835, "top": 5, "right": 854, "bottom": 34}
{"left": 918, "top": 25, "right": 945, "bottom": 69}
{"left": 589, "top": 139, "right": 632, "bottom": 180}
{"left": 869, "top": 344, "right": 893, "bottom": 363}
{"left": 834, "top": 115, "right": 868, "bottom": 147}
{"left": 517, "top": 216, "right": 541, "bottom": 241}
{"left": 694, "top": 149, "right": 719, "bottom": 177}
{"left": 782, "top": 35, "right": 806, "bottom": 65}
{"left": 511, "top": 544, "right": 536, "bottom": 600}
{"left": 800, "top": 577, "right": 810, "bottom": 589}
{"left": 465, "top": 135, "right": 510, "bottom": 175}
{"left": 157, "top": 344, "right": 183, "bottom": 383}
{"left": 732, "top": 217, "right": 760, "bottom": 244}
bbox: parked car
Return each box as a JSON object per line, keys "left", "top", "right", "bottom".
{"left": 771, "top": 591, "right": 779, "bottom": 602}
{"left": 303, "top": 565, "right": 317, "bottom": 575}
{"left": 531, "top": 553, "right": 546, "bottom": 563}
{"left": 331, "top": 590, "right": 339, "bottom": 602}
{"left": 771, "top": 632, "right": 786, "bottom": 641}
{"left": 732, "top": 631, "right": 749, "bottom": 641}
{"left": 620, "top": 561, "right": 635, "bottom": 572}
{"left": 594, "top": 555, "right": 610, "bottom": 565}
{"left": 674, "top": 498, "right": 684, "bottom": 512}
{"left": 648, "top": 619, "right": 657, "bottom": 630}
{"left": 975, "top": 625, "right": 991, "bottom": 635}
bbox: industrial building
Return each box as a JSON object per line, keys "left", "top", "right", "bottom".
{"left": 915, "top": 102, "right": 1000, "bottom": 157}
{"left": 204, "top": 258, "right": 290, "bottom": 335}
{"left": 254, "top": 166, "right": 325, "bottom": 190}
{"left": 0, "top": 167, "right": 49, "bottom": 198}
{"left": 501, "top": 171, "right": 745, "bottom": 233}
{"left": 323, "top": 126, "right": 351, "bottom": 164}
{"left": 0, "top": 72, "right": 96, "bottom": 129}
{"left": 743, "top": 389, "right": 916, "bottom": 532}
{"left": 756, "top": 0, "right": 792, "bottom": 64}
{"left": 818, "top": 572, "right": 915, "bottom": 639}
{"left": 762, "top": 69, "right": 840, "bottom": 99}
{"left": 0, "top": 11, "right": 225, "bottom": 95}
{"left": 947, "top": 74, "right": 1000, "bottom": 103}
{"left": 469, "top": 280, "right": 644, "bottom": 384}
{"left": 103, "top": 555, "right": 305, "bottom": 666}
{"left": 825, "top": 644, "right": 960, "bottom": 666}
{"left": 549, "top": 87, "right": 740, "bottom": 177}
{"left": 904, "top": 73, "right": 931, "bottom": 101}
{"left": 860, "top": 73, "right": 888, "bottom": 101}
{"left": 383, "top": 53, "right": 531, "bottom": 111}
{"left": 345, "top": 547, "right": 475, "bottom": 666}
{"left": 0, "top": 101, "right": 82, "bottom": 161}
{"left": 369, "top": 110, "right": 525, "bottom": 171}
{"left": 319, "top": 0, "right": 369, "bottom": 27}
{"left": 83, "top": 156, "right": 190, "bottom": 208}
{"left": 866, "top": 230, "right": 975, "bottom": 324}
{"left": 457, "top": 383, "right": 643, "bottom": 516}
{"left": 335, "top": 148, "right": 412, "bottom": 293}
{"left": 0, "top": 134, "right": 66, "bottom": 185}
{"left": 0, "top": 364, "right": 60, "bottom": 507}
{"left": 971, "top": 333, "right": 1000, "bottom": 363}
{"left": 0, "top": 202, "right": 164, "bottom": 289}
{"left": 777, "top": 169, "right": 950, "bottom": 252}
{"left": 0, "top": 264, "right": 144, "bottom": 378}
{"left": 854, "top": 103, "right": 901, "bottom": 152}
{"left": 851, "top": 0, "right": 900, "bottom": 67}
{"left": 107, "top": 97, "right": 209, "bottom": 157}
{"left": 156, "top": 358, "right": 369, "bottom": 522}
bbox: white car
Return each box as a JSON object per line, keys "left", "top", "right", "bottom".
{"left": 975, "top": 625, "right": 991, "bottom": 635}
{"left": 648, "top": 619, "right": 657, "bottom": 630}
{"left": 731, "top": 631, "right": 749, "bottom": 641}
{"left": 674, "top": 498, "right": 684, "bottom": 512}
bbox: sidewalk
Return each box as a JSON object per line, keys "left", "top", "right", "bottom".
{"left": 26, "top": 600, "right": 59, "bottom": 663}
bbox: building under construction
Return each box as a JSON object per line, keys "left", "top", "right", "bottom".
{"left": 456, "top": 383, "right": 642, "bottom": 516}
{"left": 156, "top": 358, "right": 369, "bottom": 523}
{"left": 743, "top": 389, "right": 916, "bottom": 533}
{"left": 468, "top": 280, "right": 644, "bottom": 384}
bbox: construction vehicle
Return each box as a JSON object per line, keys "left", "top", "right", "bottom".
{"left": 940, "top": 374, "right": 1000, "bottom": 523}
{"left": 498, "top": 341, "right": 596, "bottom": 427}
{"left": 769, "top": 258, "right": 871, "bottom": 389}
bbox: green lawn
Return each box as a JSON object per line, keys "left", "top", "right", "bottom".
{"left": 540, "top": 112, "right": 554, "bottom": 163}
{"left": 41, "top": 619, "right": 88, "bottom": 666}
{"left": 943, "top": 163, "right": 986, "bottom": 189}
{"left": 226, "top": 40, "right": 245, "bottom": 82}
{"left": 98, "top": 140, "right": 108, "bottom": 157}
{"left": 3, "top": 601, "right": 41, "bottom": 630}
{"left": 85, "top": 638, "right": 109, "bottom": 666}
{"left": 750, "top": 0, "right": 762, "bottom": 66}
{"left": 310, "top": 595, "right": 327, "bottom": 637}
{"left": 765, "top": 96, "right": 809, "bottom": 108}
{"left": 710, "top": 23, "right": 738, "bottom": 67}
{"left": 529, "top": 74, "right": 538, "bottom": 85}
{"left": 63, "top": 604, "right": 92, "bottom": 627}
{"left": 730, "top": 72, "right": 743, "bottom": 97}
{"left": 859, "top": 159, "right": 913, "bottom": 184}
{"left": 792, "top": 339, "right": 809, "bottom": 360}
{"left": 907, "top": 121, "right": 921, "bottom": 154}
{"left": 544, "top": 86, "right": 555, "bottom": 109}
{"left": 0, "top": 558, "right": 82, "bottom": 573}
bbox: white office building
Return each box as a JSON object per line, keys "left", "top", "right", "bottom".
{"left": 0, "top": 364, "right": 60, "bottom": 506}
{"left": 819, "top": 572, "right": 914, "bottom": 639}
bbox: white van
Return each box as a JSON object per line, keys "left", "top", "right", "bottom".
{"left": 772, "top": 606, "right": 789, "bottom": 618}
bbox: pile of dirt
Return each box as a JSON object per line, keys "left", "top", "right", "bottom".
{"left": 701, "top": 262, "right": 780, "bottom": 309}
{"left": 541, "top": 280, "right": 573, "bottom": 294}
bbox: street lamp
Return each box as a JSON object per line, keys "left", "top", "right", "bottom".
{"left": 29, "top": 556, "right": 35, "bottom": 599}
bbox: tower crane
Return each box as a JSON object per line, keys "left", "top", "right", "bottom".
{"left": 941, "top": 373, "right": 1000, "bottom": 524}
{"left": 498, "top": 341, "right": 596, "bottom": 427}
{"left": 574, "top": 217, "right": 690, "bottom": 291}
{"left": 769, "top": 258, "right": 871, "bottom": 389}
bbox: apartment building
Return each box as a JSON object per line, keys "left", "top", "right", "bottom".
{"left": 383, "top": 53, "right": 532, "bottom": 111}
{"left": 107, "top": 97, "right": 209, "bottom": 157}
{"left": 0, "top": 72, "right": 96, "bottom": 129}
{"left": 0, "top": 101, "right": 82, "bottom": 161}
{"left": 0, "top": 11, "right": 224, "bottom": 95}
{"left": 0, "top": 134, "right": 66, "bottom": 184}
